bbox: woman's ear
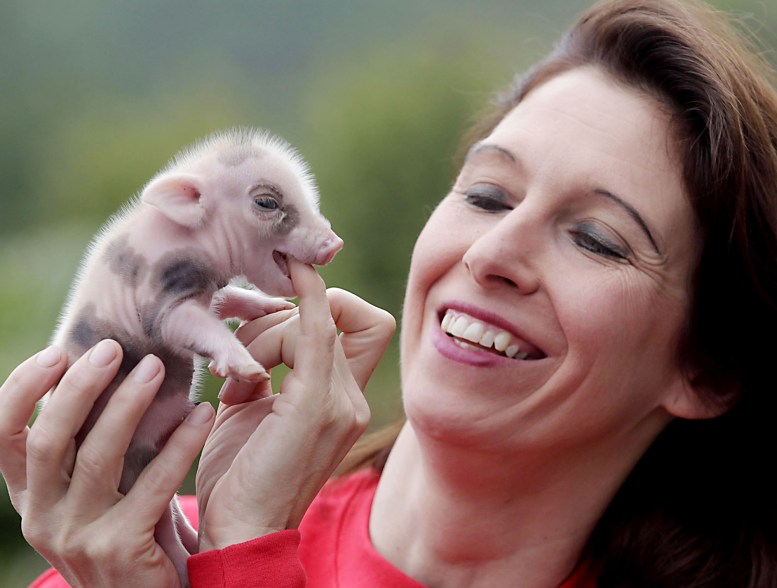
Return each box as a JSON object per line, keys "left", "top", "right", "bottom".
{"left": 662, "top": 370, "right": 738, "bottom": 420}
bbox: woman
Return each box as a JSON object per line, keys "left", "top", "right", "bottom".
{"left": 3, "top": 0, "right": 777, "bottom": 585}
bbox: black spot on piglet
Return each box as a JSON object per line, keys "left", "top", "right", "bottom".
{"left": 159, "top": 257, "right": 215, "bottom": 299}
{"left": 103, "top": 235, "right": 148, "bottom": 288}
{"left": 70, "top": 307, "right": 100, "bottom": 351}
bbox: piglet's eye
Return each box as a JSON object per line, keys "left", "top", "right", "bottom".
{"left": 254, "top": 195, "right": 279, "bottom": 211}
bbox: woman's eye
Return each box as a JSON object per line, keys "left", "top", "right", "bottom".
{"left": 463, "top": 184, "right": 512, "bottom": 212}
{"left": 572, "top": 225, "right": 629, "bottom": 261}
{"left": 254, "top": 195, "right": 279, "bottom": 211}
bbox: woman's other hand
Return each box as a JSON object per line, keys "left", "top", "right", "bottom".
{"left": 196, "top": 259, "right": 395, "bottom": 551}
{"left": 0, "top": 341, "right": 214, "bottom": 588}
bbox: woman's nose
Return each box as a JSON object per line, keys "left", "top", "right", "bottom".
{"left": 462, "top": 210, "right": 541, "bottom": 295}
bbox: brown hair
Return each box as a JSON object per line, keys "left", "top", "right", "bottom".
{"left": 344, "top": 0, "right": 777, "bottom": 585}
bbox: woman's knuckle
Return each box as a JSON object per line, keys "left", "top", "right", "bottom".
{"left": 75, "top": 444, "right": 109, "bottom": 478}
{"left": 23, "top": 518, "right": 72, "bottom": 557}
{"left": 317, "top": 403, "right": 340, "bottom": 430}
{"left": 140, "top": 462, "right": 173, "bottom": 495}
{"left": 324, "top": 394, "right": 369, "bottom": 434}
{"left": 22, "top": 513, "right": 97, "bottom": 566}
{"left": 322, "top": 325, "right": 338, "bottom": 346}
{"left": 20, "top": 517, "right": 47, "bottom": 546}
{"left": 346, "top": 405, "right": 369, "bottom": 434}
{"left": 82, "top": 534, "right": 115, "bottom": 561}
{"left": 354, "top": 403, "right": 371, "bottom": 431}
{"left": 374, "top": 310, "right": 397, "bottom": 337}
{"left": 26, "top": 427, "right": 57, "bottom": 462}
{"left": 56, "top": 533, "right": 84, "bottom": 562}
{"left": 315, "top": 393, "right": 349, "bottom": 429}
{"left": 374, "top": 306, "right": 395, "bottom": 324}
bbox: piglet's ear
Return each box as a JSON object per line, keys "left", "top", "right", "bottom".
{"left": 141, "top": 173, "right": 206, "bottom": 228}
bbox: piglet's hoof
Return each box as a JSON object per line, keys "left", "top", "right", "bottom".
{"left": 208, "top": 359, "right": 269, "bottom": 382}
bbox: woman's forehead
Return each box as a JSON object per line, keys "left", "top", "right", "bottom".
{"left": 481, "top": 67, "right": 698, "bottom": 258}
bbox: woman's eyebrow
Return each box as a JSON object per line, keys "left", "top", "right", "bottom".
{"left": 466, "top": 143, "right": 662, "bottom": 255}
{"left": 594, "top": 188, "right": 661, "bottom": 254}
{"left": 465, "top": 141, "right": 517, "bottom": 163}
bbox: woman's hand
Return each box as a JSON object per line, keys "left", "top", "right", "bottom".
{"left": 196, "top": 260, "right": 396, "bottom": 551}
{"left": 0, "top": 341, "right": 215, "bottom": 588}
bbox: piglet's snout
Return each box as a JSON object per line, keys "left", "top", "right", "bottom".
{"left": 313, "top": 232, "right": 344, "bottom": 266}
{"left": 282, "top": 222, "right": 343, "bottom": 268}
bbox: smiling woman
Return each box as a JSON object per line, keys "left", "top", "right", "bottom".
{"left": 402, "top": 65, "right": 702, "bottom": 437}
{"left": 2, "top": 0, "right": 777, "bottom": 587}
{"left": 388, "top": 66, "right": 711, "bottom": 585}
{"left": 360, "top": 0, "right": 777, "bottom": 584}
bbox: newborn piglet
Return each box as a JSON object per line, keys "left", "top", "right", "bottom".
{"left": 47, "top": 128, "right": 343, "bottom": 586}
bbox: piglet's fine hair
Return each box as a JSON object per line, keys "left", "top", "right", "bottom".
{"left": 46, "top": 127, "right": 343, "bottom": 587}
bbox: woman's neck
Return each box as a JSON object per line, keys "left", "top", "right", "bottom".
{"left": 369, "top": 422, "right": 651, "bottom": 588}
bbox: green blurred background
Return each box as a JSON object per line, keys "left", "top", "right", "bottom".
{"left": 1, "top": 0, "right": 774, "bottom": 584}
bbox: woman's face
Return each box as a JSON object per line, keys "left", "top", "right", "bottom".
{"left": 400, "top": 66, "right": 704, "bottom": 455}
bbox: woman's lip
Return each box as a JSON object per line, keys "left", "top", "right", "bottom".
{"left": 437, "top": 301, "right": 546, "bottom": 359}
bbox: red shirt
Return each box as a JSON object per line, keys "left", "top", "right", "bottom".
{"left": 31, "top": 469, "right": 596, "bottom": 587}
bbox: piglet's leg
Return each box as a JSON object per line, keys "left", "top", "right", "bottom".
{"left": 211, "top": 285, "right": 295, "bottom": 321}
{"left": 160, "top": 299, "right": 268, "bottom": 381}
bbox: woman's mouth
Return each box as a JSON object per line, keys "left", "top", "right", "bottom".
{"left": 440, "top": 309, "right": 545, "bottom": 360}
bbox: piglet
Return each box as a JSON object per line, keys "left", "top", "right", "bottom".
{"left": 46, "top": 128, "right": 343, "bottom": 586}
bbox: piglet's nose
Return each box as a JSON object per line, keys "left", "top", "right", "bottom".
{"left": 313, "top": 233, "right": 344, "bottom": 266}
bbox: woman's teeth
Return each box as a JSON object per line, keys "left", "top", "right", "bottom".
{"left": 441, "top": 310, "right": 529, "bottom": 360}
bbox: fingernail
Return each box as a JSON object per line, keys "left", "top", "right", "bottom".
{"left": 132, "top": 355, "right": 161, "bottom": 383}
{"left": 187, "top": 402, "right": 214, "bottom": 425}
{"left": 36, "top": 345, "right": 62, "bottom": 368}
{"left": 89, "top": 340, "right": 118, "bottom": 367}
{"left": 217, "top": 379, "right": 232, "bottom": 400}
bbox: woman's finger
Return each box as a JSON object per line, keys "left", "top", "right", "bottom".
{"left": 327, "top": 288, "right": 396, "bottom": 390}
{"left": 0, "top": 346, "right": 68, "bottom": 503}
{"left": 233, "top": 282, "right": 395, "bottom": 403}
{"left": 225, "top": 308, "right": 306, "bottom": 405}
{"left": 233, "top": 262, "right": 332, "bottom": 398}
{"left": 287, "top": 260, "right": 337, "bottom": 391}
{"left": 26, "top": 340, "right": 123, "bottom": 500}
{"left": 220, "top": 308, "right": 300, "bottom": 405}
{"left": 68, "top": 354, "right": 166, "bottom": 502}
{"left": 120, "top": 401, "right": 214, "bottom": 524}
{"left": 234, "top": 307, "right": 299, "bottom": 347}
{"left": 216, "top": 375, "right": 273, "bottom": 406}
{"left": 240, "top": 313, "right": 301, "bottom": 375}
